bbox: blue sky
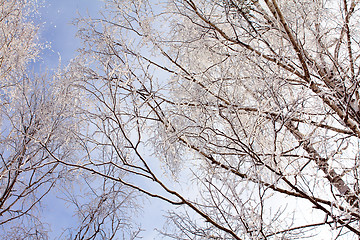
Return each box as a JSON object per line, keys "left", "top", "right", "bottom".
{"left": 36, "top": 1, "right": 168, "bottom": 238}
{"left": 37, "top": 1, "right": 102, "bottom": 237}
{"left": 37, "top": 0, "right": 102, "bottom": 70}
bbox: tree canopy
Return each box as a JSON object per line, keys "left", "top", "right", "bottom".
{"left": 3, "top": 0, "right": 360, "bottom": 239}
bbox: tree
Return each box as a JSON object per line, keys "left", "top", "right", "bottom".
{"left": 68, "top": 0, "right": 360, "bottom": 239}
{"left": 0, "top": 0, "right": 57, "bottom": 237}
{"left": 0, "top": 1, "right": 140, "bottom": 239}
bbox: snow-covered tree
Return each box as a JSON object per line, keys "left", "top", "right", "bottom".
{"left": 0, "top": 1, "right": 141, "bottom": 238}
{"left": 0, "top": 1, "right": 77, "bottom": 238}
{"left": 70, "top": 0, "right": 360, "bottom": 238}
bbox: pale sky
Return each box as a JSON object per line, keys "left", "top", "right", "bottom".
{"left": 36, "top": 1, "right": 167, "bottom": 238}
